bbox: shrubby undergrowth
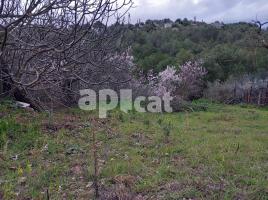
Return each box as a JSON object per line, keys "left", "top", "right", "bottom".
{"left": 205, "top": 74, "right": 268, "bottom": 105}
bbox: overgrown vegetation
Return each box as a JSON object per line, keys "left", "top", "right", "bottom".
{"left": 0, "top": 102, "right": 267, "bottom": 199}
{"left": 125, "top": 20, "right": 268, "bottom": 82}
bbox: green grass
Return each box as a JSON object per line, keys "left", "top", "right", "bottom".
{"left": 0, "top": 101, "right": 267, "bottom": 199}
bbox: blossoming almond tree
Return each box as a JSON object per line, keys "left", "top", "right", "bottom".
{"left": 150, "top": 61, "right": 207, "bottom": 100}
{"left": 153, "top": 66, "right": 180, "bottom": 98}
{"left": 177, "top": 61, "right": 207, "bottom": 99}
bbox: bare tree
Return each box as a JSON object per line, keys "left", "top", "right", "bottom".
{"left": 0, "top": 0, "right": 133, "bottom": 110}
{"left": 253, "top": 20, "right": 268, "bottom": 49}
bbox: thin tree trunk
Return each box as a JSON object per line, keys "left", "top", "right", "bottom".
{"left": 258, "top": 90, "right": 262, "bottom": 105}
{"left": 0, "top": 56, "right": 12, "bottom": 98}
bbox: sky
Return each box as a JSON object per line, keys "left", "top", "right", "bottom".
{"left": 127, "top": 0, "right": 268, "bottom": 24}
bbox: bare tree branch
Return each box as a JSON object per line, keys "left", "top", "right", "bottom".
{"left": 0, "top": 0, "right": 133, "bottom": 109}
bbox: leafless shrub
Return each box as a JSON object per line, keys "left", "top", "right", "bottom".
{"left": 204, "top": 74, "right": 268, "bottom": 105}
{"left": 0, "top": 0, "right": 133, "bottom": 110}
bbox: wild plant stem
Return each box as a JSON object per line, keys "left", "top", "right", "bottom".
{"left": 92, "top": 131, "right": 99, "bottom": 198}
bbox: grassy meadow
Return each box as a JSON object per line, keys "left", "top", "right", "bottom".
{"left": 0, "top": 101, "right": 267, "bottom": 199}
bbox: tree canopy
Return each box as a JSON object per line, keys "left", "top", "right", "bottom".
{"left": 124, "top": 19, "right": 268, "bottom": 82}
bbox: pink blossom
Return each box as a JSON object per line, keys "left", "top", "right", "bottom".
{"left": 148, "top": 61, "right": 207, "bottom": 99}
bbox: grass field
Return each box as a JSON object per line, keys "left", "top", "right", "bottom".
{"left": 0, "top": 101, "right": 267, "bottom": 199}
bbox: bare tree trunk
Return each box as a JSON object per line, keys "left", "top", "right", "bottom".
{"left": 0, "top": 70, "right": 3, "bottom": 96}
{"left": 266, "top": 83, "right": 268, "bottom": 105}
{"left": 258, "top": 90, "right": 262, "bottom": 106}
{"left": 249, "top": 86, "right": 253, "bottom": 104}
{"left": 234, "top": 82, "right": 237, "bottom": 99}
{"left": 0, "top": 57, "right": 11, "bottom": 98}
